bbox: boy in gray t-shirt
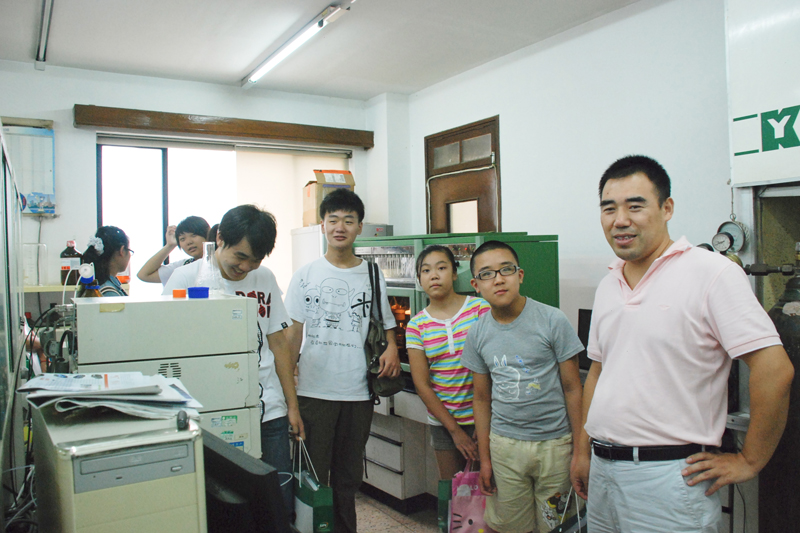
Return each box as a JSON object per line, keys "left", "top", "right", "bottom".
{"left": 461, "top": 241, "right": 585, "bottom": 533}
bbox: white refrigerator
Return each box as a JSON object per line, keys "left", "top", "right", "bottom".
{"left": 290, "top": 223, "right": 392, "bottom": 271}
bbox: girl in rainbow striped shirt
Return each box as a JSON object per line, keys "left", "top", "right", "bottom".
{"left": 406, "top": 245, "right": 491, "bottom": 480}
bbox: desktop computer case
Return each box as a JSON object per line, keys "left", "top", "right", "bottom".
{"left": 32, "top": 404, "right": 207, "bottom": 533}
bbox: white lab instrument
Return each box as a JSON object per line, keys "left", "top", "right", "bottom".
{"left": 73, "top": 294, "right": 263, "bottom": 457}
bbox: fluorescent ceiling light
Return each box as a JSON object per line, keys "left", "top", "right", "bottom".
{"left": 35, "top": 0, "right": 55, "bottom": 70}
{"left": 243, "top": 5, "right": 346, "bottom": 86}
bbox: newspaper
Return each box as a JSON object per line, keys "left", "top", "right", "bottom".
{"left": 24, "top": 375, "right": 204, "bottom": 421}
{"left": 19, "top": 372, "right": 162, "bottom": 396}
{"left": 50, "top": 399, "right": 201, "bottom": 421}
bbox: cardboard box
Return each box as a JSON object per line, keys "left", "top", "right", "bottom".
{"left": 303, "top": 169, "right": 356, "bottom": 226}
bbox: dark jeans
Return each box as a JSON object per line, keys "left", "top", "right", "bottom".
{"left": 261, "top": 415, "right": 293, "bottom": 516}
{"left": 298, "top": 397, "right": 374, "bottom": 533}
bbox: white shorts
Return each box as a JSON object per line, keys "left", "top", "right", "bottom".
{"left": 588, "top": 452, "right": 721, "bottom": 532}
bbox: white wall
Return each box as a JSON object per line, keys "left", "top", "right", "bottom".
{"left": 0, "top": 59, "right": 369, "bottom": 285}
{"left": 403, "top": 0, "right": 734, "bottom": 327}
{"left": 235, "top": 150, "right": 349, "bottom": 293}
{"left": 357, "top": 93, "right": 410, "bottom": 230}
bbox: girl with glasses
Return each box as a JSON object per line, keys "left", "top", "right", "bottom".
{"left": 79, "top": 226, "right": 131, "bottom": 297}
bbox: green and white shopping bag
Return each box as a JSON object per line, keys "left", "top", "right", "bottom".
{"left": 294, "top": 439, "right": 334, "bottom": 533}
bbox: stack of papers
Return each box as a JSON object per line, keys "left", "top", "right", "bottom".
{"left": 20, "top": 372, "right": 203, "bottom": 421}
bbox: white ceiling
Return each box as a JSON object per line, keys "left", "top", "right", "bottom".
{"left": 0, "top": 0, "right": 640, "bottom": 101}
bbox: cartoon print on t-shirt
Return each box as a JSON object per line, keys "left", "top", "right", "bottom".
{"left": 299, "top": 276, "right": 372, "bottom": 332}
{"left": 492, "top": 355, "right": 521, "bottom": 400}
{"left": 318, "top": 278, "right": 353, "bottom": 329}
{"left": 350, "top": 289, "right": 370, "bottom": 332}
{"left": 302, "top": 287, "right": 324, "bottom": 325}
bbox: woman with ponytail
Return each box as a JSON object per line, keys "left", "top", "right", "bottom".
{"left": 80, "top": 226, "right": 132, "bottom": 297}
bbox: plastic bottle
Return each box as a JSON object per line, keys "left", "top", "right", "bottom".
{"left": 60, "top": 241, "right": 82, "bottom": 286}
{"left": 76, "top": 263, "right": 102, "bottom": 298}
{"left": 194, "top": 241, "right": 223, "bottom": 294}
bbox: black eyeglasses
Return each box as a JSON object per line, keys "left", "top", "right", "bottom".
{"left": 126, "top": 248, "right": 135, "bottom": 255}
{"left": 474, "top": 265, "right": 519, "bottom": 281}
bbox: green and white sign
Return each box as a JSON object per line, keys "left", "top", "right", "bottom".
{"left": 728, "top": 0, "right": 800, "bottom": 186}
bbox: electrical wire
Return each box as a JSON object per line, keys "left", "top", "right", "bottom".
{"left": 6, "top": 307, "right": 59, "bottom": 497}
{"left": 36, "top": 219, "right": 43, "bottom": 317}
{"left": 4, "top": 519, "right": 37, "bottom": 533}
{"left": 5, "top": 305, "right": 73, "bottom": 529}
{"left": 60, "top": 265, "right": 80, "bottom": 306}
{"left": 735, "top": 484, "right": 747, "bottom": 533}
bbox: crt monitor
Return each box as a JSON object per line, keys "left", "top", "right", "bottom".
{"left": 202, "top": 429, "right": 291, "bottom": 533}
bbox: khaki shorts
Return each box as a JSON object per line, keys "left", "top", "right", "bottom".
{"left": 485, "top": 432, "right": 573, "bottom": 533}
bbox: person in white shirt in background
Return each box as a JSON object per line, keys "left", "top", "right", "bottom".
{"left": 164, "top": 205, "right": 303, "bottom": 516}
{"left": 138, "top": 216, "right": 210, "bottom": 285}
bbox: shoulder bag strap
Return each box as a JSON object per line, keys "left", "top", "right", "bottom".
{"left": 368, "top": 261, "right": 376, "bottom": 317}
{"left": 372, "top": 262, "right": 383, "bottom": 323}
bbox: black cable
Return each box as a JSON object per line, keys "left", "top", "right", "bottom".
{"left": 7, "top": 307, "right": 59, "bottom": 497}
{"left": 735, "top": 484, "right": 747, "bottom": 533}
{"left": 5, "top": 518, "right": 37, "bottom": 533}
{"left": 55, "top": 330, "right": 73, "bottom": 363}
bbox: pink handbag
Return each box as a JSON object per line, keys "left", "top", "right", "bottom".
{"left": 450, "top": 461, "right": 497, "bottom": 533}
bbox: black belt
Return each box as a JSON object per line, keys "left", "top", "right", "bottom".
{"left": 592, "top": 441, "right": 715, "bottom": 462}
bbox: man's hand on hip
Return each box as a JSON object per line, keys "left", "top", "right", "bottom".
{"left": 682, "top": 451, "right": 758, "bottom": 495}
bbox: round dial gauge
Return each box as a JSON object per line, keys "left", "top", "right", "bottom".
{"left": 717, "top": 221, "right": 748, "bottom": 252}
{"left": 711, "top": 232, "right": 734, "bottom": 252}
{"left": 696, "top": 243, "right": 714, "bottom": 252}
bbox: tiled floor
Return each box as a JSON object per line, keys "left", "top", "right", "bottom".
{"left": 355, "top": 490, "right": 439, "bottom": 532}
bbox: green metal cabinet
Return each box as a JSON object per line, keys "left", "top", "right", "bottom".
{"left": 354, "top": 232, "right": 559, "bottom": 365}
{"left": 354, "top": 231, "right": 559, "bottom": 307}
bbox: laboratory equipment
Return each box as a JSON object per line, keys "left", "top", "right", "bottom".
{"left": 745, "top": 243, "right": 800, "bottom": 532}
{"left": 72, "top": 294, "right": 263, "bottom": 457}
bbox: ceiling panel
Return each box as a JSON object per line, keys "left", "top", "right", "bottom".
{"left": 0, "top": 0, "right": 641, "bottom": 100}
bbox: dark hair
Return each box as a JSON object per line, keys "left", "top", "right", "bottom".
{"left": 319, "top": 188, "right": 364, "bottom": 223}
{"left": 207, "top": 224, "right": 219, "bottom": 242}
{"left": 217, "top": 205, "right": 277, "bottom": 261}
{"left": 416, "top": 245, "right": 459, "bottom": 280}
{"left": 82, "top": 226, "right": 129, "bottom": 283}
{"left": 470, "top": 240, "right": 519, "bottom": 276}
{"left": 175, "top": 216, "right": 210, "bottom": 247}
{"left": 598, "top": 155, "right": 671, "bottom": 206}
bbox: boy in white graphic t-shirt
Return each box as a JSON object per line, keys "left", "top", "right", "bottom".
{"left": 285, "top": 189, "right": 399, "bottom": 533}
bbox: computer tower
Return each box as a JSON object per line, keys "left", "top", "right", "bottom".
{"left": 32, "top": 403, "right": 207, "bottom": 533}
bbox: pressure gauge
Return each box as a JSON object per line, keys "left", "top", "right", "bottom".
{"left": 711, "top": 232, "right": 734, "bottom": 253}
{"left": 696, "top": 243, "right": 714, "bottom": 252}
{"left": 715, "top": 220, "right": 749, "bottom": 253}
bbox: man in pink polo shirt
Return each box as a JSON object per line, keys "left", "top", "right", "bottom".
{"left": 574, "top": 155, "right": 794, "bottom": 532}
